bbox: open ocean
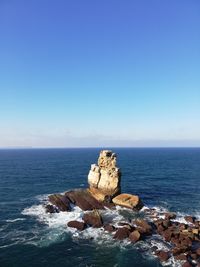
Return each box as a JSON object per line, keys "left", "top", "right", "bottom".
{"left": 0, "top": 148, "right": 200, "bottom": 267}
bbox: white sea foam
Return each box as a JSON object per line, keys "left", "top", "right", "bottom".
{"left": 21, "top": 195, "right": 200, "bottom": 266}
{"left": 6, "top": 218, "right": 26, "bottom": 223}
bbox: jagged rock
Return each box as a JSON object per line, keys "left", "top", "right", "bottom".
{"left": 48, "top": 194, "right": 71, "bottom": 211}
{"left": 67, "top": 221, "right": 86, "bottom": 231}
{"left": 88, "top": 150, "right": 121, "bottom": 201}
{"left": 113, "top": 227, "right": 131, "bottom": 240}
{"left": 83, "top": 210, "right": 103, "bottom": 228}
{"left": 112, "top": 193, "right": 143, "bottom": 210}
{"left": 45, "top": 204, "right": 59, "bottom": 213}
{"left": 65, "top": 189, "right": 104, "bottom": 211}
{"left": 129, "top": 230, "right": 141, "bottom": 243}
{"left": 132, "top": 219, "right": 152, "bottom": 235}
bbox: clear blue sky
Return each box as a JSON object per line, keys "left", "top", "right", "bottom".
{"left": 0, "top": 0, "right": 200, "bottom": 147}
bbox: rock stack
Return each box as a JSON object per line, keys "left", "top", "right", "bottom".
{"left": 45, "top": 150, "right": 200, "bottom": 266}
{"left": 88, "top": 150, "right": 121, "bottom": 202}
{"left": 47, "top": 150, "right": 143, "bottom": 211}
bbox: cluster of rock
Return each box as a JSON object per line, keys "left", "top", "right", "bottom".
{"left": 66, "top": 210, "right": 200, "bottom": 267}
{"left": 45, "top": 150, "right": 200, "bottom": 267}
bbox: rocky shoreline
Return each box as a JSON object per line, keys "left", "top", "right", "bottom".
{"left": 45, "top": 150, "right": 200, "bottom": 267}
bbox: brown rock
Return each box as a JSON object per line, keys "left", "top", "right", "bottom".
{"left": 48, "top": 194, "right": 71, "bottom": 211}
{"left": 113, "top": 227, "right": 131, "bottom": 240}
{"left": 45, "top": 204, "right": 58, "bottom": 213}
{"left": 104, "top": 224, "right": 116, "bottom": 232}
{"left": 196, "top": 247, "right": 200, "bottom": 256}
{"left": 192, "top": 228, "right": 199, "bottom": 235}
{"left": 133, "top": 219, "right": 152, "bottom": 235}
{"left": 155, "top": 250, "right": 170, "bottom": 262}
{"left": 162, "top": 219, "right": 171, "bottom": 228}
{"left": 67, "top": 221, "right": 86, "bottom": 231}
{"left": 165, "top": 212, "right": 176, "bottom": 220}
{"left": 157, "top": 224, "right": 165, "bottom": 235}
{"left": 182, "top": 261, "right": 193, "bottom": 267}
{"left": 163, "top": 229, "right": 173, "bottom": 242}
{"left": 180, "top": 238, "right": 192, "bottom": 248}
{"left": 172, "top": 245, "right": 188, "bottom": 256}
{"left": 65, "top": 189, "right": 104, "bottom": 211}
{"left": 175, "top": 253, "right": 187, "bottom": 261}
{"left": 190, "top": 253, "right": 198, "bottom": 260}
{"left": 83, "top": 210, "right": 103, "bottom": 228}
{"left": 129, "top": 230, "right": 141, "bottom": 243}
{"left": 185, "top": 216, "right": 196, "bottom": 224}
{"left": 112, "top": 193, "right": 143, "bottom": 210}
{"left": 179, "top": 223, "right": 187, "bottom": 231}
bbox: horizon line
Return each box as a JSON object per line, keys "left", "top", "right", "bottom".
{"left": 0, "top": 146, "right": 200, "bottom": 149}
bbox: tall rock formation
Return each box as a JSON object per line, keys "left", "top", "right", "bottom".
{"left": 88, "top": 150, "right": 121, "bottom": 201}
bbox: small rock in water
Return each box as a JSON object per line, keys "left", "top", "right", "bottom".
{"left": 129, "top": 230, "right": 140, "bottom": 243}
{"left": 103, "top": 224, "right": 116, "bottom": 232}
{"left": 132, "top": 219, "right": 152, "bottom": 235}
{"left": 67, "top": 221, "right": 86, "bottom": 231}
{"left": 113, "top": 227, "right": 131, "bottom": 240}
{"left": 182, "top": 261, "right": 193, "bottom": 267}
{"left": 155, "top": 250, "right": 170, "bottom": 262}
{"left": 112, "top": 193, "right": 143, "bottom": 210}
{"left": 45, "top": 204, "right": 59, "bottom": 213}
{"left": 83, "top": 210, "right": 103, "bottom": 228}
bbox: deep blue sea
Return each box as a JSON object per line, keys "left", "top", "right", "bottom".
{"left": 0, "top": 148, "right": 200, "bottom": 267}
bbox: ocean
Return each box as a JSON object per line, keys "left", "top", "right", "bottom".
{"left": 0, "top": 148, "right": 200, "bottom": 267}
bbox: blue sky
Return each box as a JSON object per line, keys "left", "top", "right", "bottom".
{"left": 0, "top": 0, "right": 200, "bottom": 147}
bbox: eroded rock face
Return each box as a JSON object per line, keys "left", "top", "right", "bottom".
{"left": 88, "top": 150, "right": 121, "bottom": 201}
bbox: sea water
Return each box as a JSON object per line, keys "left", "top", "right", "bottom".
{"left": 0, "top": 148, "right": 200, "bottom": 267}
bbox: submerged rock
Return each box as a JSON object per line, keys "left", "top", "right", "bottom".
{"left": 112, "top": 193, "right": 143, "bottom": 210}
{"left": 88, "top": 150, "right": 121, "bottom": 201}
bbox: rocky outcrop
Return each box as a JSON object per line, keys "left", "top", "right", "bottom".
{"left": 112, "top": 193, "right": 143, "bottom": 210}
{"left": 88, "top": 150, "right": 121, "bottom": 201}
{"left": 44, "top": 150, "right": 200, "bottom": 266}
